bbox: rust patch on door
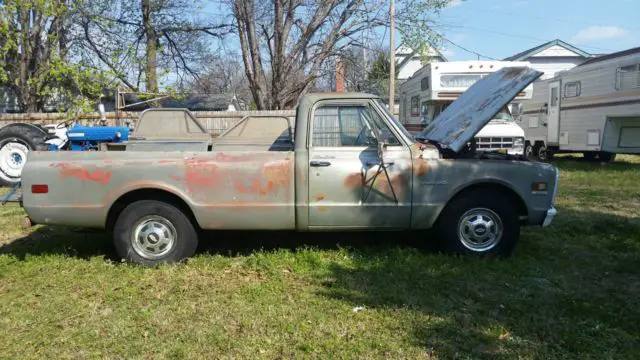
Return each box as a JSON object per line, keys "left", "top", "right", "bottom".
{"left": 413, "top": 158, "right": 431, "bottom": 177}
{"left": 344, "top": 172, "right": 363, "bottom": 190}
{"left": 52, "top": 163, "right": 112, "bottom": 184}
{"left": 313, "top": 194, "right": 325, "bottom": 201}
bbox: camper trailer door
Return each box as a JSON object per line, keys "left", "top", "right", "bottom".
{"left": 547, "top": 81, "right": 561, "bottom": 144}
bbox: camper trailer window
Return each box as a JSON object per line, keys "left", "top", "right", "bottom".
{"left": 564, "top": 81, "right": 581, "bottom": 98}
{"left": 411, "top": 96, "right": 420, "bottom": 116}
{"left": 616, "top": 64, "right": 640, "bottom": 90}
{"left": 440, "top": 73, "right": 486, "bottom": 88}
{"left": 421, "top": 77, "right": 430, "bottom": 90}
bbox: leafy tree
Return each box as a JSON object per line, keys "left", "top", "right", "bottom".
{"left": 0, "top": 0, "right": 108, "bottom": 113}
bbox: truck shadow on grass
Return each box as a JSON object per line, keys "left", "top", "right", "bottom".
{"left": 0, "top": 225, "right": 438, "bottom": 263}
{"left": 0, "top": 226, "right": 117, "bottom": 262}
{"left": 315, "top": 206, "right": 640, "bottom": 358}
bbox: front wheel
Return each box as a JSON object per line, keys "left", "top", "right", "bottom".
{"left": 113, "top": 200, "right": 198, "bottom": 266}
{"left": 524, "top": 143, "right": 534, "bottom": 158}
{"left": 435, "top": 192, "right": 520, "bottom": 257}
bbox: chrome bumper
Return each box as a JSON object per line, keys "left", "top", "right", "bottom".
{"left": 542, "top": 207, "right": 557, "bottom": 228}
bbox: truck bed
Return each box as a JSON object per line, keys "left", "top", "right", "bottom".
{"left": 21, "top": 150, "right": 296, "bottom": 230}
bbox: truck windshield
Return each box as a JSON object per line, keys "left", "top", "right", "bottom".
{"left": 376, "top": 99, "right": 415, "bottom": 141}
{"left": 493, "top": 107, "right": 514, "bottom": 121}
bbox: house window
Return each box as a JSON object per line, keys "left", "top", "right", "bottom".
{"left": 564, "top": 81, "right": 581, "bottom": 98}
{"left": 410, "top": 95, "right": 420, "bottom": 116}
{"left": 616, "top": 64, "right": 640, "bottom": 90}
{"left": 420, "top": 76, "right": 429, "bottom": 91}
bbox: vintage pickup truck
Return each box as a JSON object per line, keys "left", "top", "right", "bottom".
{"left": 18, "top": 67, "right": 559, "bottom": 266}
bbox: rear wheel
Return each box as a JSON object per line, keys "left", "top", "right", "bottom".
{"left": 0, "top": 124, "right": 48, "bottom": 187}
{"left": 435, "top": 191, "right": 520, "bottom": 257}
{"left": 113, "top": 200, "right": 198, "bottom": 266}
{"left": 537, "top": 144, "right": 553, "bottom": 161}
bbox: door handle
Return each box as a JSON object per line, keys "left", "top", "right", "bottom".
{"left": 310, "top": 160, "right": 331, "bottom": 167}
{"left": 366, "top": 160, "right": 395, "bottom": 166}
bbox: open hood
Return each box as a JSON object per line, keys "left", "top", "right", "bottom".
{"left": 416, "top": 67, "right": 542, "bottom": 152}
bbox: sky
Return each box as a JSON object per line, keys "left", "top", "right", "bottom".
{"left": 425, "top": 0, "right": 639, "bottom": 60}
{"left": 201, "top": 0, "right": 639, "bottom": 62}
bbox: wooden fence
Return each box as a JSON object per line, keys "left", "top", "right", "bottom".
{"left": 0, "top": 110, "right": 297, "bottom": 136}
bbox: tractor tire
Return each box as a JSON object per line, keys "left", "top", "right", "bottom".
{"left": 113, "top": 200, "right": 199, "bottom": 267}
{"left": 435, "top": 191, "right": 520, "bottom": 257}
{"left": 0, "top": 124, "right": 48, "bottom": 187}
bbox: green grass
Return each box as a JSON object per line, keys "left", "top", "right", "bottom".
{"left": 1, "top": 155, "right": 640, "bottom": 359}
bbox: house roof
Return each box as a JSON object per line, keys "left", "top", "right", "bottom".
{"left": 503, "top": 39, "right": 593, "bottom": 61}
{"left": 576, "top": 46, "right": 640, "bottom": 67}
{"left": 396, "top": 43, "right": 448, "bottom": 71}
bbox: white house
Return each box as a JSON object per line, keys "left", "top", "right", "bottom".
{"left": 395, "top": 44, "right": 448, "bottom": 81}
{"left": 503, "top": 39, "right": 599, "bottom": 80}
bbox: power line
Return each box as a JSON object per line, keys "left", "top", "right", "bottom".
{"left": 460, "top": 5, "right": 640, "bottom": 33}
{"left": 440, "top": 35, "right": 497, "bottom": 60}
{"left": 437, "top": 23, "right": 618, "bottom": 53}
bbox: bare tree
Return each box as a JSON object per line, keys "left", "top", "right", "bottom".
{"left": 228, "top": 0, "right": 389, "bottom": 110}
{"left": 186, "top": 52, "right": 252, "bottom": 106}
{"left": 75, "top": 0, "right": 233, "bottom": 93}
{"left": 227, "top": 0, "right": 450, "bottom": 110}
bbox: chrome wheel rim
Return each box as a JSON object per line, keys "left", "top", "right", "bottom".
{"left": 524, "top": 145, "right": 533, "bottom": 157}
{"left": 457, "top": 208, "right": 503, "bottom": 252}
{"left": 131, "top": 215, "right": 177, "bottom": 259}
{"left": 0, "top": 140, "right": 29, "bottom": 183}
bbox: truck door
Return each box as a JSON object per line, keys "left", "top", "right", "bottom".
{"left": 307, "top": 100, "right": 412, "bottom": 229}
{"left": 547, "top": 81, "right": 561, "bottom": 144}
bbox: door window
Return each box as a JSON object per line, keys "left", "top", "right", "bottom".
{"left": 311, "top": 104, "right": 400, "bottom": 147}
{"left": 550, "top": 87, "right": 558, "bottom": 107}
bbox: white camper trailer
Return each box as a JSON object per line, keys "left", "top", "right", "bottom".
{"left": 399, "top": 60, "right": 533, "bottom": 155}
{"left": 518, "top": 46, "right": 640, "bottom": 162}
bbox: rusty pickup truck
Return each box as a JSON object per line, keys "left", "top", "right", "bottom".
{"left": 18, "top": 67, "right": 559, "bottom": 266}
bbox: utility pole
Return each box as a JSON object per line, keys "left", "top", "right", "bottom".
{"left": 389, "top": 0, "right": 395, "bottom": 112}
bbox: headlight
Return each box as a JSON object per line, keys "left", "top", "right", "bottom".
{"left": 514, "top": 137, "right": 524, "bottom": 146}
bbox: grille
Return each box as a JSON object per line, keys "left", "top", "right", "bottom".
{"left": 476, "top": 137, "right": 514, "bottom": 150}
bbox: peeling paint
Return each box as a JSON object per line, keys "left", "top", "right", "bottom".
{"left": 52, "top": 163, "right": 112, "bottom": 184}
{"left": 413, "top": 158, "right": 431, "bottom": 177}
{"left": 344, "top": 172, "right": 363, "bottom": 190}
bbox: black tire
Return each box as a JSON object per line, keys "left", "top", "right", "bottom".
{"left": 435, "top": 191, "right": 520, "bottom": 257}
{"left": 583, "top": 152, "right": 597, "bottom": 161}
{"left": 598, "top": 152, "right": 616, "bottom": 163}
{"left": 113, "top": 200, "right": 198, "bottom": 266}
{"left": 524, "top": 143, "right": 534, "bottom": 158}
{"left": 537, "top": 144, "right": 553, "bottom": 161}
{"left": 0, "top": 123, "right": 48, "bottom": 187}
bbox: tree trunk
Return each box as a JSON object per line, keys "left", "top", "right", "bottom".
{"left": 142, "top": 0, "right": 158, "bottom": 93}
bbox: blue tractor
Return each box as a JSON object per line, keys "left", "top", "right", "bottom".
{"left": 0, "top": 112, "right": 130, "bottom": 186}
